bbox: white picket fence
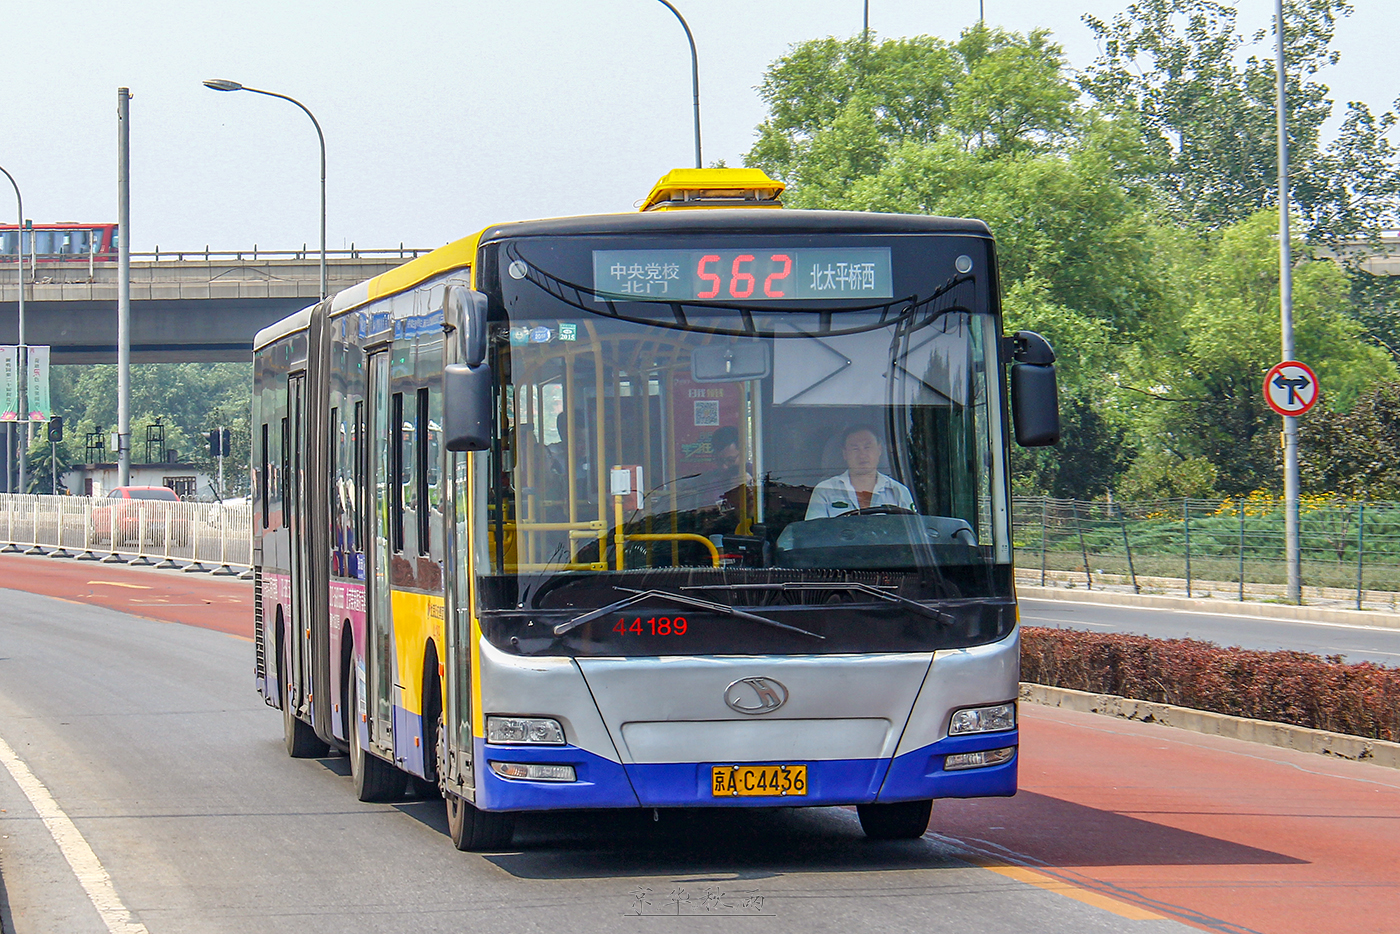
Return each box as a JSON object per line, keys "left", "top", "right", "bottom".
{"left": 0, "top": 493, "right": 253, "bottom": 575}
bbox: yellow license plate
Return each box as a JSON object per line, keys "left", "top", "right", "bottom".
{"left": 711, "top": 764, "right": 807, "bottom": 797}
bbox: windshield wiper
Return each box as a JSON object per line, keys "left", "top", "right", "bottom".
{"left": 555, "top": 587, "right": 825, "bottom": 640}
{"left": 683, "top": 582, "right": 955, "bottom": 625}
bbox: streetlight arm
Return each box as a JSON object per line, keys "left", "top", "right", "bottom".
{"left": 239, "top": 87, "right": 326, "bottom": 185}
{"left": 221, "top": 85, "right": 328, "bottom": 300}
{"left": 654, "top": 0, "right": 702, "bottom": 169}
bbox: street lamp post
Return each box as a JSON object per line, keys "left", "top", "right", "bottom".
{"left": 203, "top": 79, "right": 327, "bottom": 300}
{"left": 1, "top": 165, "right": 25, "bottom": 494}
{"left": 654, "top": 1, "right": 702, "bottom": 169}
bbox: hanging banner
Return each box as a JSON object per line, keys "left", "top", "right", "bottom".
{"left": 0, "top": 346, "right": 17, "bottom": 421}
{"left": 28, "top": 345, "right": 50, "bottom": 422}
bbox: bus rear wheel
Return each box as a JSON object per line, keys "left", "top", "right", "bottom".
{"left": 857, "top": 799, "right": 932, "bottom": 840}
{"left": 348, "top": 676, "right": 404, "bottom": 802}
{"left": 445, "top": 790, "right": 515, "bottom": 851}
{"left": 281, "top": 645, "right": 328, "bottom": 758}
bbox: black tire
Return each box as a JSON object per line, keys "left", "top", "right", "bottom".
{"left": 281, "top": 645, "right": 328, "bottom": 758}
{"left": 446, "top": 789, "right": 515, "bottom": 851}
{"left": 348, "top": 674, "right": 404, "bottom": 802}
{"left": 857, "top": 799, "right": 932, "bottom": 840}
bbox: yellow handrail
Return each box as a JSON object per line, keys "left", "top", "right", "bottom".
{"left": 622, "top": 533, "right": 722, "bottom": 567}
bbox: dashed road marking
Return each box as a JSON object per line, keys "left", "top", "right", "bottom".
{"left": 85, "top": 581, "right": 152, "bottom": 590}
{"left": 0, "top": 732, "right": 150, "bottom": 934}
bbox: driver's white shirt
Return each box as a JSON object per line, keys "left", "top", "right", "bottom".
{"left": 805, "top": 471, "right": 914, "bottom": 519}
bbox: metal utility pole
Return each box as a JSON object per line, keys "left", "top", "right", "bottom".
{"left": 217, "top": 424, "right": 225, "bottom": 500}
{"left": 0, "top": 165, "right": 23, "bottom": 493}
{"left": 118, "top": 87, "right": 132, "bottom": 487}
{"left": 202, "top": 80, "right": 328, "bottom": 299}
{"left": 1275, "top": 0, "right": 1300, "bottom": 604}
{"left": 655, "top": 1, "right": 702, "bottom": 168}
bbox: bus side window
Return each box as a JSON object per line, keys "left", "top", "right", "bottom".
{"left": 330, "top": 406, "right": 341, "bottom": 561}
{"left": 353, "top": 400, "right": 364, "bottom": 555}
{"left": 280, "top": 416, "right": 290, "bottom": 525}
{"left": 391, "top": 392, "right": 405, "bottom": 553}
{"left": 426, "top": 386, "right": 444, "bottom": 561}
{"left": 260, "top": 423, "right": 270, "bottom": 529}
{"left": 416, "top": 387, "right": 430, "bottom": 556}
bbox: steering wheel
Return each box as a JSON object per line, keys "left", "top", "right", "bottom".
{"left": 835, "top": 505, "right": 918, "bottom": 517}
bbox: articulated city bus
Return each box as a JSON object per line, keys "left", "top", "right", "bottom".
{"left": 252, "top": 168, "right": 1059, "bottom": 850}
{"left": 0, "top": 223, "right": 119, "bottom": 262}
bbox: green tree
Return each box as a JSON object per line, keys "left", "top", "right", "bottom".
{"left": 47, "top": 362, "right": 253, "bottom": 497}
{"left": 1299, "top": 382, "right": 1400, "bottom": 499}
{"left": 748, "top": 26, "right": 1081, "bottom": 209}
{"left": 1081, "top": 0, "right": 1400, "bottom": 238}
{"left": 1118, "top": 210, "right": 1395, "bottom": 497}
{"left": 24, "top": 430, "right": 75, "bottom": 495}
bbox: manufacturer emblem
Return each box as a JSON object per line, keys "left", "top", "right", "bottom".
{"left": 724, "top": 677, "right": 788, "bottom": 715}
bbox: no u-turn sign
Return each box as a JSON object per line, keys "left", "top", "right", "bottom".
{"left": 1264, "top": 360, "right": 1319, "bottom": 417}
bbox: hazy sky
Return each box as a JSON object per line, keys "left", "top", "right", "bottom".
{"left": 0, "top": 1, "right": 1395, "bottom": 252}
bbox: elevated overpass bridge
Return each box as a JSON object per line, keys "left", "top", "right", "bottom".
{"left": 0, "top": 246, "right": 429, "bottom": 363}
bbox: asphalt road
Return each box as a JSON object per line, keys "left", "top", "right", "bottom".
{"left": 0, "top": 556, "right": 1396, "bottom": 933}
{"left": 0, "top": 588, "right": 1195, "bottom": 934}
{"left": 1020, "top": 597, "right": 1400, "bottom": 667}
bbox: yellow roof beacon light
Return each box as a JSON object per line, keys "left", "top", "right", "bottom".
{"left": 640, "top": 167, "right": 785, "bottom": 212}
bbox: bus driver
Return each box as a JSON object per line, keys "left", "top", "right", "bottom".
{"left": 804, "top": 425, "right": 915, "bottom": 519}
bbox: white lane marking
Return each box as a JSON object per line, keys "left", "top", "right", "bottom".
{"left": 1020, "top": 598, "right": 1400, "bottom": 634}
{"left": 0, "top": 733, "right": 150, "bottom": 934}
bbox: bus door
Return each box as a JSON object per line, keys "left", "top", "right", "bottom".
{"left": 445, "top": 449, "right": 474, "bottom": 789}
{"left": 287, "top": 373, "right": 311, "bottom": 712}
{"left": 365, "top": 350, "right": 396, "bottom": 754}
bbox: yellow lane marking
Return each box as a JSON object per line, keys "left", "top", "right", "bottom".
{"left": 86, "top": 581, "right": 152, "bottom": 590}
{"left": 978, "top": 862, "right": 1166, "bottom": 920}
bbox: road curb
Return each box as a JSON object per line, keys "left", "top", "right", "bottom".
{"left": 1016, "top": 584, "right": 1400, "bottom": 630}
{"left": 1020, "top": 682, "right": 1400, "bottom": 770}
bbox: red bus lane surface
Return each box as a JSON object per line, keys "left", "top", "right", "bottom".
{"left": 3, "top": 552, "right": 1397, "bottom": 933}
{"left": 0, "top": 553, "right": 252, "bottom": 639}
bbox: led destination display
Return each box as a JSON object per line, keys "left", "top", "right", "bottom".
{"left": 593, "top": 248, "right": 893, "bottom": 302}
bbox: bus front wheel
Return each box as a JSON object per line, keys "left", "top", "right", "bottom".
{"left": 857, "top": 799, "right": 932, "bottom": 840}
{"left": 445, "top": 790, "right": 515, "bottom": 851}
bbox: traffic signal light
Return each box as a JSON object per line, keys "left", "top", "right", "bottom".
{"left": 47, "top": 416, "right": 63, "bottom": 443}
{"left": 208, "top": 428, "right": 232, "bottom": 456}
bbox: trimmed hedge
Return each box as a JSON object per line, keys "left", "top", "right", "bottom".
{"left": 1021, "top": 627, "right": 1400, "bottom": 743}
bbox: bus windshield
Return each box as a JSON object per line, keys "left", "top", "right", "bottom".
{"left": 472, "top": 233, "right": 1013, "bottom": 655}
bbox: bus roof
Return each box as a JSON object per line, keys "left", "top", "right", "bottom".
{"left": 255, "top": 207, "right": 993, "bottom": 351}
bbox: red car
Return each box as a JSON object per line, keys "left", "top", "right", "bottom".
{"left": 92, "top": 486, "right": 186, "bottom": 547}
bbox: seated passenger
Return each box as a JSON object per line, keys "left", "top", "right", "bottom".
{"left": 684, "top": 425, "right": 752, "bottom": 513}
{"left": 804, "top": 426, "right": 914, "bottom": 519}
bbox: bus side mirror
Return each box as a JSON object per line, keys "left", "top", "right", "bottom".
{"left": 444, "top": 286, "right": 489, "bottom": 367}
{"left": 1006, "top": 330, "right": 1060, "bottom": 447}
{"left": 443, "top": 363, "right": 493, "bottom": 452}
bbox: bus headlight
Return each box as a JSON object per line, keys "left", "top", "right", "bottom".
{"left": 948, "top": 702, "right": 1016, "bottom": 735}
{"left": 486, "top": 716, "right": 565, "bottom": 745}
{"left": 945, "top": 747, "right": 1016, "bottom": 770}
{"left": 489, "top": 761, "right": 577, "bottom": 782}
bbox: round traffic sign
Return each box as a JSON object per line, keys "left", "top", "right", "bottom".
{"left": 1263, "top": 360, "right": 1319, "bottom": 417}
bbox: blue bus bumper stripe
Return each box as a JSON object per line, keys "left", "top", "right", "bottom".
{"left": 471, "top": 730, "right": 1016, "bottom": 811}
{"left": 474, "top": 739, "right": 641, "bottom": 811}
{"left": 878, "top": 731, "right": 1019, "bottom": 801}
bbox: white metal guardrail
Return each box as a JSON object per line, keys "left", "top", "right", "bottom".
{"left": 0, "top": 494, "right": 252, "bottom": 576}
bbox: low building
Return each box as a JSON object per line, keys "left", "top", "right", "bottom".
{"left": 62, "top": 462, "right": 215, "bottom": 500}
